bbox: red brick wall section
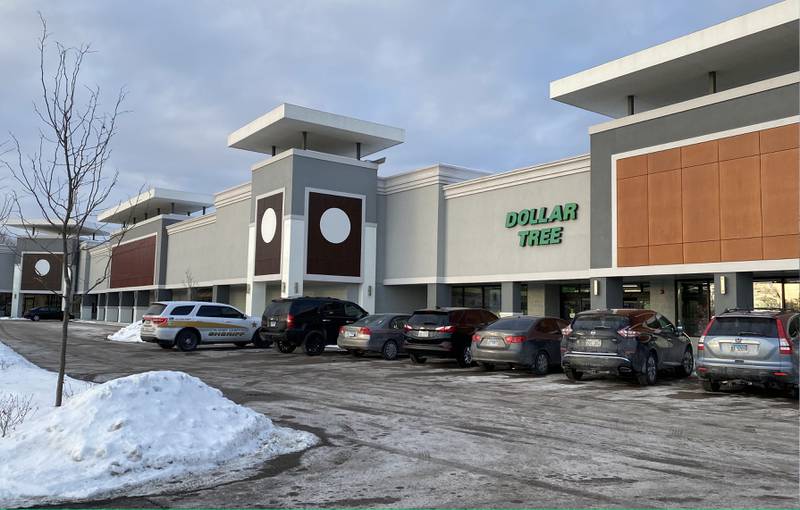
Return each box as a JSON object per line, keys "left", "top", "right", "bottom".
{"left": 616, "top": 123, "right": 799, "bottom": 267}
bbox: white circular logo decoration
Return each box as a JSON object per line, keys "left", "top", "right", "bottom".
{"left": 34, "top": 259, "right": 50, "bottom": 277}
{"left": 319, "top": 207, "right": 351, "bottom": 244}
{"left": 260, "top": 207, "right": 277, "bottom": 244}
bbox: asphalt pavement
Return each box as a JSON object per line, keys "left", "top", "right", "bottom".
{"left": 0, "top": 319, "right": 797, "bottom": 509}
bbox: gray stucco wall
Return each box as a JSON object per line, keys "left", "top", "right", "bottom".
{"left": 0, "top": 250, "right": 14, "bottom": 290}
{"left": 590, "top": 83, "right": 800, "bottom": 269}
{"left": 164, "top": 199, "right": 250, "bottom": 285}
{"left": 381, "top": 184, "right": 442, "bottom": 280}
{"left": 443, "top": 171, "right": 591, "bottom": 278}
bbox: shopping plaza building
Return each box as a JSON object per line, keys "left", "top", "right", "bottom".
{"left": 2, "top": 0, "right": 798, "bottom": 337}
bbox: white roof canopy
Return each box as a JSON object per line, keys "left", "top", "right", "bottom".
{"left": 98, "top": 188, "right": 214, "bottom": 224}
{"left": 550, "top": 0, "right": 799, "bottom": 117}
{"left": 228, "top": 103, "right": 405, "bottom": 159}
{"left": 6, "top": 218, "right": 109, "bottom": 237}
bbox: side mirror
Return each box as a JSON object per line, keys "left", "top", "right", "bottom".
{"left": 675, "top": 325, "right": 684, "bottom": 334}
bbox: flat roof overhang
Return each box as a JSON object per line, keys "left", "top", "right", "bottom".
{"left": 227, "top": 103, "right": 405, "bottom": 158}
{"left": 6, "top": 218, "right": 109, "bottom": 237}
{"left": 98, "top": 188, "right": 214, "bottom": 224}
{"left": 550, "top": 0, "right": 799, "bottom": 117}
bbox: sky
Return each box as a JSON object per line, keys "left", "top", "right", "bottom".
{"left": 0, "top": 0, "right": 778, "bottom": 214}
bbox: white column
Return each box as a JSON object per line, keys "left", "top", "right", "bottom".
{"left": 245, "top": 222, "right": 258, "bottom": 315}
{"left": 281, "top": 216, "right": 305, "bottom": 299}
{"left": 358, "top": 223, "right": 377, "bottom": 313}
{"left": 10, "top": 263, "right": 22, "bottom": 318}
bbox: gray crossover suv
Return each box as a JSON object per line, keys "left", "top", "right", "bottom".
{"left": 696, "top": 309, "right": 799, "bottom": 397}
{"left": 561, "top": 309, "right": 694, "bottom": 386}
{"left": 471, "top": 316, "right": 568, "bottom": 374}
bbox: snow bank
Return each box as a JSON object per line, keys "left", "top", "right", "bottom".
{"left": 107, "top": 320, "right": 143, "bottom": 342}
{"left": 0, "top": 345, "right": 317, "bottom": 507}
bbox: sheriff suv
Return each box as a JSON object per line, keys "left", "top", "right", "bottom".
{"left": 141, "top": 301, "right": 265, "bottom": 351}
{"left": 696, "top": 309, "right": 799, "bottom": 397}
{"left": 261, "top": 297, "right": 368, "bottom": 356}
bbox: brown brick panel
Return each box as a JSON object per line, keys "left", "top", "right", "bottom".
{"left": 617, "top": 176, "right": 649, "bottom": 248}
{"left": 683, "top": 241, "right": 721, "bottom": 264}
{"left": 718, "top": 132, "right": 759, "bottom": 161}
{"left": 21, "top": 253, "right": 63, "bottom": 291}
{"left": 681, "top": 140, "right": 718, "bottom": 168}
{"left": 647, "top": 169, "right": 682, "bottom": 246}
{"left": 760, "top": 149, "right": 799, "bottom": 237}
{"left": 254, "top": 192, "right": 283, "bottom": 276}
{"left": 721, "top": 237, "right": 763, "bottom": 262}
{"left": 719, "top": 155, "right": 762, "bottom": 240}
{"left": 110, "top": 236, "right": 156, "bottom": 288}
{"left": 681, "top": 163, "right": 720, "bottom": 242}
{"left": 647, "top": 148, "right": 681, "bottom": 174}
{"left": 760, "top": 123, "right": 799, "bottom": 154}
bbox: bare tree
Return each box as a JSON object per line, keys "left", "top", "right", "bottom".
{"left": 1, "top": 15, "right": 126, "bottom": 407}
{"left": 183, "top": 268, "right": 196, "bottom": 301}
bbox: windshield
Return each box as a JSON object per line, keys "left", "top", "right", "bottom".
{"left": 408, "top": 312, "right": 449, "bottom": 327}
{"left": 352, "top": 315, "right": 389, "bottom": 328}
{"left": 708, "top": 317, "right": 778, "bottom": 337}
{"left": 572, "top": 315, "right": 629, "bottom": 331}
{"left": 485, "top": 318, "right": 535, "bottom": 331}
{"left": 144, "top": 303, "right": 166, "bottom": 316}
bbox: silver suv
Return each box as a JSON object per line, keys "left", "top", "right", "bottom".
{"left": 696, "top": 309, "right": 799, "bottom": 397}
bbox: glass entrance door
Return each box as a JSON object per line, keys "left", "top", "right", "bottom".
{"left": 677, "top": 281, "right": 714, "bottom": 337}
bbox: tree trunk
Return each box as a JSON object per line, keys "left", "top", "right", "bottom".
{"left": 54, "top": 235, "right": 71, "bottom": 407}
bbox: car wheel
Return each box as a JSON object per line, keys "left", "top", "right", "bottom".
{"left": 455, "top": 344, "right": 473, "bottom": 368}
{"left": 381, "top": 340, "right": 399, "bottom": 361}
{"left": 277, "top": 340, "right": 296, "bottom": 353}
{"left": 252, "top": 331, "right": 272, "bottom": 348}
{"left": 678, "top": 348, "right": 694, "bottom": 377}
{"left": 157, "top": 341, "right": 174, "bottom": 349}
{"left": 479, "top": 362, "right": 495, "bottom": 371}
{"left": 702, "top": 379, "right": 721, "bottom": 392}
{"left": 32, "top": 315, "right": 40, "bottom": 322}
{"left": 532, "top": 351, "right": 550, "bottom": 376}
{"left": 409, "top": 353, "right": 427, "bottom": 364}
{"left": 303, "top": 331, "right": 326, "bottom": 356}
{"left": 636, "top": 351, "right": 658, "bottom": 386}
{"left": 564, "top": 368, "right": 583, "bottom": 382}
{"left": 175, "top": 330, "right": 200, "bottom": 352}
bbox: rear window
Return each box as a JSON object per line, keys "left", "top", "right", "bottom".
{"left": 169, "top": 305, "right": 194, "bottom": 316}
{"left": 265, "top": 301, "right": 291, "bottom": 316}
{"left": 144, "top": 303, "right": 167, "bottom": 316}
{"left": 708, "top": 317, "right": 778, "bottom": 337}
{"left": 409, "top": 312, "right": 449, "bottom": 327}
{"left": 485, "top": 317, "right": 535, "bottom": 331}
{"left": 291, "top": 300, "right": 322, "bottom": 315}
{"left": 353, "top": 315, "right": 389, "bottom": 328}
{"left": 573, "top": 314, "right": 629, "bottom": 331}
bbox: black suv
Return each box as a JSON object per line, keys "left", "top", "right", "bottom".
{"left": 404, "top": 307, "right": 498, "bottom": 367}
{"left": 561, "top": 309, "right": 694, "bottom": 386}
{"left": 261, "top": 297, "right": 367, "bottom": 356}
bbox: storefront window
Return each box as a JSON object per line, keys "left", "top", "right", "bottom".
{"left": 622, "top": 283, "right": 650, "bottom": 309}
{"left": 450, "top": 285, "right": 501, "bottom": 312}
{"left": 560, "top": 284, "right": 590, "bottom": 320}
{"left": 753, "top": 281, "right": 783, "bottom": 309}
{"left": 785, "top": 282, "right": 799, "bottom": 311}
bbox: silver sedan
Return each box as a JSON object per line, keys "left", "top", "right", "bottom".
{"left": 337, "top": 313, "right": 410, "bottom": 360}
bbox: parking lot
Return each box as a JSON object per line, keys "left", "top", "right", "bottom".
{"left": 1, "top": 319, "right": 798, "bottom": 509}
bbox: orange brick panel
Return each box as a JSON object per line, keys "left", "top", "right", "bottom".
{"left": 648, "top": 244, "right": 683, "bottom": 265}
{"left": 721, "top": 237, "right": 763, "bottom": 262}
{"left": 719, "top": 156, "right": 762, "bottom": 240}
{"left": 681, "top": 140, "right": 718, "bottom": 168}
{"left": 617, "top": 246, "right": 649, "bottom": 267}
{"left": 647, "top": 148, "right": 681, "bottom": 173}
{"left": 760, "top": 124, "right": 799, "bottom": 154}
{"left": 648, "top": 169, "right": 683, "bottom": 245}
{"left": 763, "top": 234, "right": 800, "bottom": 260}
{"left": 681, "top": 163, "right": 720, "bottom": 242}
{"left": 683, "top": 241, "right": 721, "bottom": 264}
{"left": 718, "top": 132, "right": 759, "bottom": 161}
{"left": 760, "top": 148, "right": 799, "bottom": 237}
{"left": 617, "top": 176, "right": 649, "bottom": 248}
{"left": 617, "top": 155, "right": 648, "bottom": 180}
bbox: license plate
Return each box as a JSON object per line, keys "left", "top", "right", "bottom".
{"left": 269, "top": 320, "right": 277, "bottom": 327}
{"left": 732, "top": 344, "right": 749, "bottom": 352}
{"left": 417, "top": 330, "right": 429, "bottom": 338}
{"left": 483, "top": 338, "right": 503, "bottom": 347}
{"left": 584, "top": 338, "right": 602, "bottom": 347}
{"left": 345, "top": 330, "right": 356, "bottom": 337}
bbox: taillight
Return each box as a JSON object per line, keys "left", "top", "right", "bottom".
{"left": 403, "top": 324, "right": 412, "bottom": 331}
{"left": 697, "top": 339, "right": 704, "bottom": 351}
{"left": 286, "top": 314, "right": 294, "bottom": 329}
{"left": 472, "top": 334, "right": 481, "bottom": 343}
{"left": 617, "top": 327, "right": 638, "bottom": 338}
{"left": 435, "top": 325, "right": 455, "bottom": 333}
{"left": 777, "top": 319, "right": 792, "bottom": 355}
{"left": 339, "top": 326, "right": 345, "bottom": 334}
{"left": 144, "top": 315, "right": 168, "bottom": 326}
{"left": 698, "top": 317, "right": 714, "bottom": 350}
{"left": 505, "top": 335, "right": 525, "bottom": 343}
{"left": 358, "top": 327, "right": 371, "bottom": 336}
{"left": 561, "top": 326, "right": 573, "bottom": 336}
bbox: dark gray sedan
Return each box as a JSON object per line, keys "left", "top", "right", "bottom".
{"left": 471, "top": 316, "right": 568, "bottom": 374}
{"left": 337, "top": 313, "right": 410, "bottom": 360}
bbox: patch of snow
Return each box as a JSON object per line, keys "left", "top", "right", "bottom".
{"left": 0, "top": 317, "right": 27, "bottom": 321}
{"left": 107, "top": 321, "right": 143, "bottom": 342}
{"left": 0, "top": 343, "right": 317, "bottom": 507}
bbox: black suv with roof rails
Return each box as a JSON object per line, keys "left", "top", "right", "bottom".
{"left": 261, "top": 297, "right": 368, "bottom": 356}
{"left": 403, "top": 307, "right": 498, "bottom": 367}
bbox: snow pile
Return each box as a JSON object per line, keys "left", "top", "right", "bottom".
{"left": 0, "top": 342, "right": 91, "bottom": 408}
{"left": 0, "top": 347, "right": 317, "bottom": 508}
{"left": 107, "top": 320, "right": 143, "bottom": 342}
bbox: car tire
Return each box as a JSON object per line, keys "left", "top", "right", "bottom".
{"left": 175, "top": 329, "right": 200, "bottom": 352}
{"left": 409, "top": 353, "right": 427, "bottom": 364}
{"left": 678, "top": 347, "right": 694, "bottom": 377}
{"left": 252, "top": 331, "right": 272, "bottom": 348}
{"left": 381, "top": 340, "right": 399, "bottom": 361}
{"left": 303, "top": 331, "right": 326, "bottom": 356}
{"left": 157, "top": 341, "right": 174, "bottom": 349}
{"left": 636, "top": 351, "right": 658, "bottom": 386}
{"left": 702, "top": 379, "right": 721, "bottom": 392}
{"left": 479, "top": 362, "right": 495, "bottom": 371}
{"left": 532, "top": 351, "right": 550, "bottom": 376}
{"left": 455, "top": 344, "right": 474, "bottom": 368}
{"left": 32, "top": 315, "right": 40, "bottom": 322}
{"left": 277, "top": 340, "right": 296, "bottom": 353}
{"left": 564, "top": 368, "right": 583, "bottom": 382}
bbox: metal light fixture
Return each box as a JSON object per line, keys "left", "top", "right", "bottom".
{"left": 368, "top": 285, "right": 372, "bottom": 297}
{"left": 720, "top": 275, "right": 727, "bottom": 295}
{"left": 592, "top": 279, "right": 599, "bottom": 296}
